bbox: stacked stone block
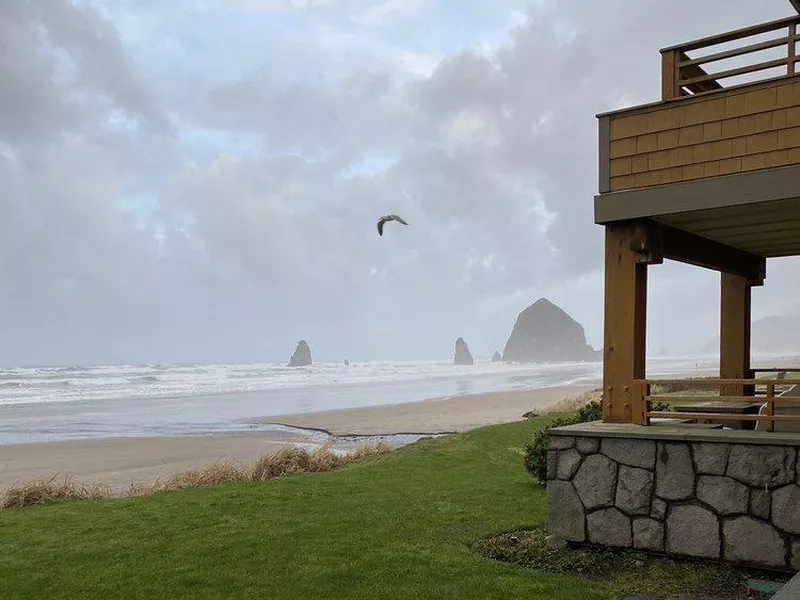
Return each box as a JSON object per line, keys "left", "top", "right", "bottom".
{"left": 547, "top": 433, "right": 800, "bottom": 569}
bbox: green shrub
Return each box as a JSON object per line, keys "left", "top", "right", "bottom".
{"left": 523, "top": 400, "right": 602, "bottom": 485}
{"left": 575, "top": 400, "right": 602, "bottom": 422}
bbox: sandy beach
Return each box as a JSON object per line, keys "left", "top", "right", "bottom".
{"left": 0, "top": 384, "right": 594, "bottom": 491}
{"left": 257, "top": 384, "right": 594, "bottom": 435}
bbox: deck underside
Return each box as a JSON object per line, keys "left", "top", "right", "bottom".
{"left": 595, "top": 164, "right": 800, "bottom": 258}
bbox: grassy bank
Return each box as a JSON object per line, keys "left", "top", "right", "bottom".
{"left": 0, "top": 418, "right": 772, "bottom": 600}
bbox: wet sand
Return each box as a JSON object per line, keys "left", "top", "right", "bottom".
{"left": 255, "top": 384, "right": 595, "bottom": 435}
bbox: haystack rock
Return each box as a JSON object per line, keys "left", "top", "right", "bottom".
{"left": 491, "top": 351, "right": 502, "bottom": 363}
{"left": 288, "top": 340, "right": 312, "bottom": 367}
{"left": 454, "top": 337, "right": 474, "bottom": 365}
{"left": 502, "top": 298, "right": 598, "bottom": 363}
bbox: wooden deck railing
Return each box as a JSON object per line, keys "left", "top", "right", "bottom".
{"left": 752, "top": 367, "right": 800, "bottom": 378}
{"left": 632, "top": 377, "right": 800, "bottom": 432}
{"left": 661, "top": 15, "right": 800, "bottom": 100}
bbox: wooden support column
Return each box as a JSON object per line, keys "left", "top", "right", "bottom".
{"left": 603, "top": 223, "right": 649, "bottom": 424}
{"left": 720, "top": 273, "right": 753, "bottom": 397}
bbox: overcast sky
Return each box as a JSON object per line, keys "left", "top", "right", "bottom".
{"left": 1, "top": 0, "right": 799, "bottom": 366}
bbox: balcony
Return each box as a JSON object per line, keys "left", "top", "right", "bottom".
{"left": 594, "top": 14, "right": 800, "bottom": 259}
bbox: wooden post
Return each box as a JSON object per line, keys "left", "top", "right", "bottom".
{"left": 603, "top": 224, "right": 648, "bottom": 424}
{"left": 789, "top": 22, "right": 797, "bottom": 76}
{"left": 661, "top": 50, "right": 678, "bottom": 100}
{"left": 720, "top": 273, "right": 753, "bottom": 397}
{"left": 766, "top": 383, "right": 775, "bottom": 433}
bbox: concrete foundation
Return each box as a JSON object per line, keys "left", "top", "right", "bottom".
{"left": 546, "top": 422, "right": 800, "bottom": 570}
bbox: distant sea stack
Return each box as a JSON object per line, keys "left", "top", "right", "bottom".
{"left": 502, "top": 298, "right": 598, "bottom": 363}
{"left": 491, "top": 351, "right": 502, "bottom": 363}
{"left": 453, "top": 337, "right": 474, "bottom": 365}
{"left": 288, "top": 340, "right": 312, "bottom": 367}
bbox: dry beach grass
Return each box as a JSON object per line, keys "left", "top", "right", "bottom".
{"left": 0, "top": 476, "right": 111, "bottom": 509}
{"left": 1, "top": 442, "right": 390, "bottom": 508}
{"left": 537, "top": 387, "right": 602, "bottom": 415}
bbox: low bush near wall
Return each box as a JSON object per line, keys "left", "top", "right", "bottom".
{"left": 523, "top": 400, "right": 602, "bottom": 485}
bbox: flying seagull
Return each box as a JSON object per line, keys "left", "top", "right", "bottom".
{"left": 377, "top": 214, "right": 408, "bottom": 236}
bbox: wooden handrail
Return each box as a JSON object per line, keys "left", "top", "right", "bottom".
{"left": 638, "top": 378, "right": 791, "bottom": 386}
{"left": 661, "top": 15, "right": 800, "bottom": 54}
{"left": 660, "top": 15, "right": 800, "bottom": 99}
{"left": 646, "top": 395, "right": 798, "bottom": 403}
{"left": 645, "top": 412, "right": 799, "bottom": 422}
{"left": 677, "top": 34, "right": 796, "bottom": 68}
{"left": 635, "top": 376, "right": 800, "bottom": 430}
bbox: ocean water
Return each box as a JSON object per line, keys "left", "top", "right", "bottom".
{"left": 0, "top": 356, "right": 720, "bottom": 445}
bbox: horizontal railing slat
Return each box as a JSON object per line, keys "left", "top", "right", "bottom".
{"left": 645, "top": 395, "right": 798, "bottom": 403}
{"left": 645, "top": 412, "right": 800, "bottom": 422}
{"left": 677, "top": 34, "right": 797, "bottom": 68}
{"left": 661, "top": 15, "right": 800, "bottom": 54}
{"left": 639, "top": 378, "right": 790, "bottom": 386}
{"left": 680, "top": 57, "right": 790, "bottom": 86}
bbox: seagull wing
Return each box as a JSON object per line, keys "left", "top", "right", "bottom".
{"left": 389, "top": 214, "right": 408, "bottom": 225}
{"left": 377, "top": 218, "right": 385, "bottom": 236}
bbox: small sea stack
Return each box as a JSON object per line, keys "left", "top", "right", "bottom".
{"left": 491, "top": 351, "right": 502, "bottom": 363}
{"left": 454, "top": 337, "right": 474, "bottom": 366}
{"left": 288, "top": 341, "right": 312, "bottom": 367}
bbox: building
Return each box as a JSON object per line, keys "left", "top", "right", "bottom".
{"left": 547, "top": 2, "right": 800, "bottom": 570}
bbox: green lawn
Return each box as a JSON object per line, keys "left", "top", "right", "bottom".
{"left": 0, "top": 418, "right": 613, "bottom": 600}
{"left": 0, "top": 417, "right": 757, "bottom": 600}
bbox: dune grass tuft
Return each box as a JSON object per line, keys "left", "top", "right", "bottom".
{"left": 2, "top": 442, "right": 391, "bottom": 508}
{"left": 127, "top": 460, "right": 250, "bottom": 496}
{"left": 538, "top": 388, "right": 602, "bottom": 415}
{"left": 0, "top": 475, "right": 110, "bottom": 509}
{"left": 250, "top": 442, "right": 389, "bottom": 481}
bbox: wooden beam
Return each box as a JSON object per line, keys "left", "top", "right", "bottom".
{"left": 616, "top": 219, "right": 764, "bottom": 282}
{"left": 720, "top": 273, "right": 753, "bottom": 397}
{"left": 658, "top": 223, "right": 766, "bottom": 285}
{"left": 602, "top": 223, "right": 648, "bottom": 424}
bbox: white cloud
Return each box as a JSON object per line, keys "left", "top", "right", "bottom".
{"left": 396, "top": 50, "right": 442, "bottom": 77}
{"left": 441, "top": 109, "right": 503, "bottom": 153}
{"left": 351, "top": 0, "right": 427, "bottom": 25}
{"left": 229, "top": 0, "right": 333, "bottom": 10}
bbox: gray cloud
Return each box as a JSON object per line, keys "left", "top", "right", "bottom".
{"left": 1, "top": 0, "right": 798, "bottom": 365}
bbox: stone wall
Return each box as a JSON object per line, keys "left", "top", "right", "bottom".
{"left": 547, "top": 430, "right": 800, "bottom": 569}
